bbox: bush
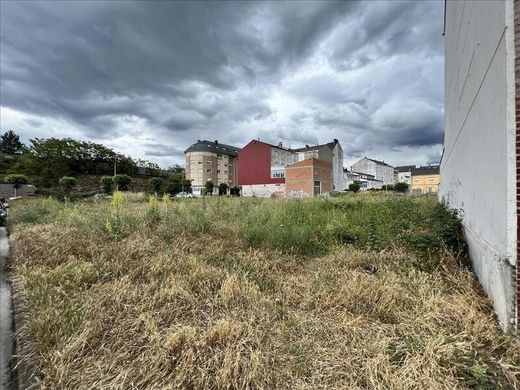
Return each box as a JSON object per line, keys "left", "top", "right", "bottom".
{"left": 382, "top": 184, "right": 394, "bottom": 191}
{"left": 100, "top": 176, "right": 113, "bottom": 194}
{"left": 218, "top": 183, "right": 229, "bottom": 196}
{"left": 204, "top": 180, "right": 214, "bottom": 196}
{"left": 59, "top": 176, "right": 77, "bottom": 193}
{"left": 5, "top": 173, "right": 29, "bottom": 196}
{"left": 394, "top": 182, "right": 409, "bottom": 193}
{"left": 149, "top": 177, "right": 164, "bottom": 194}
{"left": 348, "top": 183, "right": 361, "bottom": 193}
{"left": 113, "top": 174, "right": 131, "bottom": 191}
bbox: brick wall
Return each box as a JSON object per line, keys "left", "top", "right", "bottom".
{"left": 515, "top": 0, "right": 520, "bottom": 330}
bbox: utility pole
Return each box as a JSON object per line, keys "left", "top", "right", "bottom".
{"left": 114, "top": 155, "right": 117, "bottom": 176}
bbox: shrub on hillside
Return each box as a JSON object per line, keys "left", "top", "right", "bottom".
{"left": 59, "top": 176, "right": 77, "bottom": 193}
{"left": 113, "top": 174, "right": 131, "bottom": 191}
{"left": 149, "top": 177, "right": 164, "bottom": 194}
{"left": 100, "top": 176, "right": 113, "bottom": 194}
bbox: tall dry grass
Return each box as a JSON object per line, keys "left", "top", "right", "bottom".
{"left": 8, "top": 194, "right": 520, "bottom": 389}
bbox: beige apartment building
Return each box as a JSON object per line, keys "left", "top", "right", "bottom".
{"left": 185, "top": 140, "right": 240, "bottom": 192}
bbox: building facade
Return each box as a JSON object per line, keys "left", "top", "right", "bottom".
{"left": 441, "top": 0, "right": 517, "bottom": 331}
{"left": 238, "top": 140, "right": 288, "bottom": 197}
{"left": 351, "top": 157, "right": 395, "bottom": 185}
{"left": 185, "top": 140, "right": 240, "bottom": 193}
{"left": 293, "top": 140, "right": 344, "bottom": 190}
{"left": 238, "top": 139, "right": 343, "bottom": 196}
{"left": 394, "top": 165, "right": 415, "bottom": 185}
{"left": 410, "top": 166, "right": 440, "bottom": 194}
{"left": 285, "top": 158, "right": 332, "bottom": 197}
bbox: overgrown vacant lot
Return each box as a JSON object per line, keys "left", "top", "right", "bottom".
{"left": 9, "top": 194, "right": 520, "bottom": 389}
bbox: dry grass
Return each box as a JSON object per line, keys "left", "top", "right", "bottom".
{"left": 8, "top": 194, "right": 520, "bottom": 389}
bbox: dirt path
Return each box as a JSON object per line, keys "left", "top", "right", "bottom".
{"left": 0, "top": 227, "right": 15, "bottom": 389}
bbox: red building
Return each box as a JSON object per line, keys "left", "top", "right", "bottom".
{"left": 238, "top": 140, "right": 293, "bottom": 196}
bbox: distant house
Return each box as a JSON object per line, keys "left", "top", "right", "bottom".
{"left": 343, "top": 168, "right": 382, "bottom": 190}
{"left": 442, "top": 0, "right": 518, "bottom": 331}
{"left": 238, "top": 139, "right": 343, "bottom": 196}
{"left": 351, "top": 157, "right": 395, "bottom": 185}
{"left": 410, "top": 165, "right": 440, "bottom": 194}
{"left": 286, "top": 158, "right": 332, "bottom": 197}
{"left": 184, "top": 140, "right": 240, "bottom": 194}
{"left": 292, "top": 140, "right": 344, "bottom": 191}
{"left": 394, "top": 165, "right": 415, "bottom": 185}
{"left": 237, "top": 140, "right": 290, "bottom": 197}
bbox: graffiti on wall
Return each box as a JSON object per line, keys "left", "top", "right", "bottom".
{"left": 289, "top": 190, "right": 308, "bottom": 198}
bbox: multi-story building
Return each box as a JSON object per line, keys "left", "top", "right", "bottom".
{"left": 237, "top": 140, "right": 290, "bottom": 197}
{"left": 286, "top": 158, "right": 332, "bottom": 197}
{"left": 441, "top": 0, "right": 518, "bottom": 331}
{"left": 292, "top": 140, "right": 344, "bottom": 191}
{"left": 238, "top": 139, "right": 344, "bottom": 196}
{"left": 410, "top": 166, "right": 440, "bottom": 194}
{"left": 351, "top": 157, "right": 395, "bottom": 185}
{"left": 394, "top": 165, "right": 415, "bottom": 185}
{"left": 185, "top": 140, "right": 240, "bottom": 194}
{"left": 343, "top": 169, "right": 383, "bottom": 190}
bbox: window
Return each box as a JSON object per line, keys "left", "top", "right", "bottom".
{"left": 217, "top": 170, "right": 220, "bottom": 174}
{"left": 198, "top": 161, "right": 202, "bottom": 164}
{"left": 206, "top": 169, "right": 212, "bottom": 173}
{"left": 313, "top": 180, "right": 321, "bottom": 195}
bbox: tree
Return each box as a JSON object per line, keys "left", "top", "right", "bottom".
{"left": 348, "top": 183, "right": 361, "bottom": 193}
{"left": 394, "top": 182, "right": 409, "bottom": 193}
{"left": 0, "top": 130, "right": 24, "bottom": 154}
{"left": 204, "top": 180, "right": 214, "bottom": 196}
{"left": 59, "top": 176, "right": 77, "bottom": 193}
{"left": 101, "top": 176, "right": 113, "bottom": 194}
{"left": 168, "top": 164, "right": 185, "bottom": 175}
{"left": 382, "top": 184, "right": 394, "bottom": 191}
{"left": 218, "top": 183, "right": 229, "bottom": 196}
{"left": 149, "top": 177, "right": 164, "bottom": 194}
{"left": 5, "top": 174, "right": 29, "bottom": 196}
{"left": 113, "top": 174, "right": 131, "bottom": 191}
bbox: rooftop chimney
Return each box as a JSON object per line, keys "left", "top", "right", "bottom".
{"left": 215, "top": 140, "right": 218, "bottom": 144}
{"left": 305, "top": 144, "right": 310, "bottom": 148}
{"left": 278, "top": 142, "right": 283, "bottom": 148}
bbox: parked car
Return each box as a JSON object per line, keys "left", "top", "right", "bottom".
{"left": 174, "top": 192, "right": 194, "bottom": 198}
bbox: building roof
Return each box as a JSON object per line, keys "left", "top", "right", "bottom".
{"left": 394, "top": 165, "right": 416, "bottom": 173}
{"left": 185, "top": 139, "right": 241, "bottom": 156}
{"left": 292, "top": 139, "right": 339, "bottom": 152}
{"left": 364, "top": 157, "right": 393, "bottom": 168}
{"left": 411, "top": 165, "right": 440, "bottom": 176}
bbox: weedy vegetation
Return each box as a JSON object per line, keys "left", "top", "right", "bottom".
{"left": 8, "top": 193, "right": 520, "bottom": 389}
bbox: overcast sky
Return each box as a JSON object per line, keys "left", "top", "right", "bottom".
{"left": 0, "top": 0, "right": 444, "bottom": 168}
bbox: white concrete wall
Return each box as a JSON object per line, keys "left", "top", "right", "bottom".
{"left": 441, "top": 0, "right": 516, "bottom": 331}
{"left": 332, "top": 143, "right": 344, "bottom": 191}
{"left": 397, "top": 171, "right": 412, "bottom": 184}
{"left": 241, "top": 183, "right": 285, "bottom": 197}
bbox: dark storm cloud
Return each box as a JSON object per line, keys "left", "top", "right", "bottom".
{"left": 0, "top": 0, "right": 443, "bottom": 167}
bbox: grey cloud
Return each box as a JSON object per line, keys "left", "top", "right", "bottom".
{"left": 1, "top": 0, "right": 444, "bottom": 167}
{"left": 143, "top": 143, "right": 185, "bottom": 158}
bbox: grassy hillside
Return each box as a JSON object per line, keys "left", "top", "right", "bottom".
{"left": 8, "top": 194, "right": 520, "bottom": 388}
